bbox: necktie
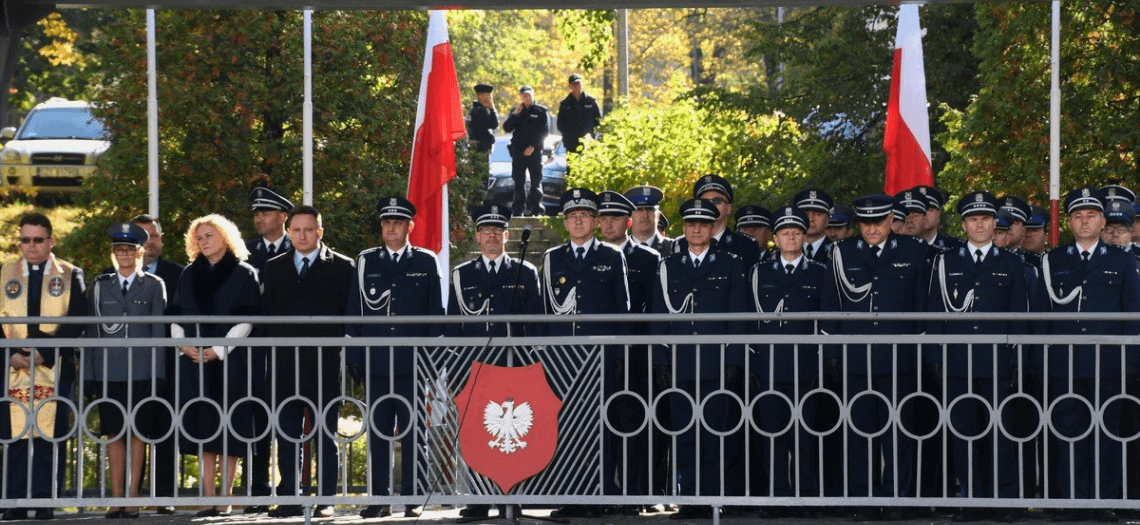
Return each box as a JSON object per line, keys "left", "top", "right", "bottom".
{"left": 299, "top": 257, "right": 310, "bottom": 278}
{"left": 267, "top": 243, "right": 277, "bottom": 256}
{"left": 489, "top": 260, "right": 497, "bottom": 275}
{"left": 805, "top": 243, "right": 814, "bottom": 259}
{"left": 1081, "top": 250, "right": 1091, "bottom": 262}
{"left": 974, "top": 249, "right": 983, "bottom": 266}
{"left": 785, "top": 263, "right": 794, "bottom": 275}
{"left": 392, "top": 251, "right": 400, "bottom": 264}
{"left": 693, "top": 257, "right": 701, "bottom": 269}
{"left": 576, "top": 247, "right": 585, "bottom": 263}
{"left": 870, "top": 246, "right": 881, "bottom": 258}
{"left": 121, "top": 280, "right": 129, "bottom": 296}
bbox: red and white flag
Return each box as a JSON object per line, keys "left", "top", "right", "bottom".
{"left": 883, "top": 4, "right": 933, "bottom": 196}
{"left": 408, "top": 10, "right": 466, "bottom": 289}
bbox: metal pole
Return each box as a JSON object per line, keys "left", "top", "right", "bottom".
{"left": 777, "top": 6, "right": 784, "bottom": 90}
{"left": 146, "top": 9, "right": 159, "bottom": 217}
{"left": 303, "top": 9, "right": 314, "bottom": 206}
{"left": 1049, "top": 0, "right": 1061, "bottom": 246}
{"left": 616, "top": 9, "right": 629, "bottom": 101}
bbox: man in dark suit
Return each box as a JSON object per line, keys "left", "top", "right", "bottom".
{"left": 541, "top": 188, "right": 629, "bottom": 519}
{"left": 673, "top": 175, "right": 762, "bottom": 270}
{"left": 651, "top": 198, "right": 748, "bottom": 520}
{"left": 242, "top": 187, "right": 294, "bottom": 512}
{"left": 793, "top": 188, "right": 835, "bottom": 264}
{"left": 822, "top": 195, "right": 929, "bottom": 520}
{"left": 625, "top": 185, "right": 673, "bottom": 254}
{"left": 346, "top": 196, "right": 444, "bottom": 519}
{"left": 128, "top": 214, "right": 183, "bottom": 512}
{"left": 925, "top": 192, "right": 1028, "bottom": 522}
{"left": 260, "top": 205, "right": 355, "bottom": 519}
{"left": 749, "top": 206, "right": 836, "bottom": 515}
{"left": 1036, "top": 186, "right": 1140, "bottom": 522}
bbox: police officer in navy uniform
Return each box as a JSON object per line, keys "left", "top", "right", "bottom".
{"left": 926, "top": 192, "right": 1027, "bottom": 522}
{"left": 346, "top": 196, "right": 444, "bottom": 519}
{"left": 997, "top": 195, "right": 1031, "bottom": 259}
{"left": 502, "top": 85, "right": 549, "bottom": 216}
{"left": 625, "top": 185, "right": 674, "bottom": 254}
{"left": 894, "top": 189, "right": 929, "bottom": 238}
{"left": 557, "top": 73, "right": 602, "bottom": 154}
{"left": 241, "top": 187, "right": 293, "bottom": 512}
{"left": 651, "top": 198, "right": 748, "bottom": 520}
{"left": 245, "top": 187, "right": 294, "bottom": 273}
{"left": 913, "top": 185, "right": 965, "bottom": 252}
{"left": 674, "top": 175, "right": 762, "bottom": 270}
{"left": 597, "top": 191, "right": 658, "bottom": 509}
{"left": 1101, "top": 185, "right": 1140, "bottom": 268}
{"left": 466, "top": 83, "right": 498, "bottom": 153}
{"left": 1036, "top": 187, "right": 1140, "bottom": 522}
{"left": 734, "top": 205, "right": 772, "bottom": 257}
{"left": 749, "top": 206, "right": 836, "bottom": 514}
{"left": 1023, "top": 206, "right": 1050, "bottom": 267}
{"left": 793, "top": 189, "right": 835, "bottom": 263}
{"left": 827, "top": 204, "right": 855, "bottom": 242}
{"left": 541, "top": 188, "right": 629, "bottom": 519}
{"left": 821, "top": 195, "right": 929, "bottom": 519}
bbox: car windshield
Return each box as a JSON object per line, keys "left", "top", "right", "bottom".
{"left": 17, "top": 108, "right": 106, "bottom": 140}
{"left": 489, "top": 143, "right": 512, "bottom": 163}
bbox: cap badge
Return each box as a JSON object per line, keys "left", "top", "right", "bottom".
{"left": 390, "top": 197, "right": 398, "bottom": 206}
{"left": 573, "top": 189, "right": 581, "bottom": 198}
{"left": 975, "top": 193, "right": 983, "bottom": 202}
{"left": 809, "top": 190, "right": 817, "bottom": 199}
{"left": 256, "top": 189, "right": 264, "bottom": 198}
{"left": 491, "top": 205, "right": 499, "bottom": 214}
{"left": 1082, "top": 188, "right": 1090, "bottom": 197}
{"left": 642, "top": 187, "right": 650, "bottom": 195}
{"left": 120, "top": 224, "right": 130, "bottom": 233}
{"left": 694, "top": 201, "right": 703, "bottom": 209}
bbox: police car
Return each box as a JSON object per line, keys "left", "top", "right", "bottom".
{"left": 483, "top": 135, "right": 567, "bottom": 215}
{"left": 0, "top": 98, "right": 109, "bottom": 193}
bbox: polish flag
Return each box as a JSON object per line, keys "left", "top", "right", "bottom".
{"left": 408, "top": 10, "right": 466, "bottom": 288}
{"left": 883, "top": 5, "right": 933, "bottom": 195}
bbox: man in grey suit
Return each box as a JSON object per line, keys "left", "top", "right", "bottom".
{"left": 85, "top": 222, "right": 167, "bottom": 518}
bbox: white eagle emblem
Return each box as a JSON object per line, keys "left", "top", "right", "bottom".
{"left": 484, "top": 398, "right": 534, "bottom": 454}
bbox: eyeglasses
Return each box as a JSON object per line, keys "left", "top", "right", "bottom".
{"left": 706, "top": 198, "right": 727, "bottom": 205}
{"left": 112, "top": 246, "right": 138, "bottom": 255}
{"left": 18, "top": 237, "right": 47, "bottom": 245}
{"left": 564, "top": 213, "right": 594, "bottom": 223}
{"left": 1103, "top": 225, "right": 1131, "bottom": 235}
{"left": 477, "top": 227, "right": 505, "bottom": 236}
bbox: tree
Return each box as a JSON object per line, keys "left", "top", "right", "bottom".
{"left": 938, "top": 1, "right": 1140, "bottom": 205}
{"left": 568, "top": 88, "right": 818, "bottom": 228}
{"left": 61, "top": 9, "right": 482, "bottom": 274}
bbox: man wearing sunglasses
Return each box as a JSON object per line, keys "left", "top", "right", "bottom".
{"left": 672, "top": 175, "right": 763, "bottom": 271}
{"left": 0, "top": 212, "right": 87, "bottom": 520}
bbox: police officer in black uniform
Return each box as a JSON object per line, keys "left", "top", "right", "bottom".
{"left": 822, "top": 195, "right": 929, "bottom": 520}
{"left": 625, "top": 185, "right": 674, "bottom": 254}
{"left": 926, "top": 191, "right": 1027, "bottom": 522}
{"left": 502, "top": 86, "right": 549, "bottom": 216}
{"left": 793, "top": 189, "right": 835, "bottom": 263}
{"left": 734, "top": 205, "right": 772, "bottom": 256}
{"left": 466, "top": 83, "right": 498, "bottom": 153}
{"left": 674, "top": 175, "right": 762, "bottom": 270}
{"left": 651, "top": 198, "right": 748, "bottom": 520}
{"left": 913, "top": 185, "right": 965, "bottom": 252}
{"left": 997, "top": 195, "right": 1031, "bottom": 258}
{"left": 245, "top": 188, "right": 294, "bottom": 273}
{"left": 346, "top": 196, "right": 444, "bottom": 519}
{"left": 894, "top": 189, "right": 929, "bottom": 238}
{"left": 556, "top": 73, "right": 602, "bottom": 154}
{"left": 749, "top": 206, "right": 836, "bottom": 514}
{"left": 827, "top": 204, "right": 855, "bottom": 242}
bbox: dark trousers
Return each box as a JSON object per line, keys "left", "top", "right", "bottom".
{"left": 846, "top": 373, "right": 915, "bottom": 497}
{"left": 757, "top": 381, "right": 819, "bottom": 496}
{"left": 510, "top": 152, "right": 543, "bottom": 213}
{"left": 671, "top": 380, "right": 734, "bottom": 496}
{"left": 367, "top": 375, "right": 415, "bottom": 496}
{"left": 277, "top": 402, "right": 339, "bottom": 496}
{"left": 1050, "top": 377, "right": 1123, "bottom": 500}
{"left": 603, "top": 357, "right": 647, "bottom": 496}
{"left": 947, "top": 376, "right": 1016, "bottom": 498}
{"left": 4, "top": 380, "right": 72, "bottom": 500}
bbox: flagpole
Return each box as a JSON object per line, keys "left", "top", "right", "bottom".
{"left": 1048, "top": 0, "right": 1061, "bottom": 245}
{"left": 146, "top": 9, "right": 158, "bottom": 217}
{"left": 303, "top": 9, "right": 313, "bottom": 206}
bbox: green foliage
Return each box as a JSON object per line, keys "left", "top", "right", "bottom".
{"left": 568, "top": 91, "right": 816, "bottom": 227}
{"left": 6, "top": 10, "right": 110, "bottom": 117}
{"left": 61, "top": 9, "right": 481, "bottom": 274}
{"left": 938, "top": 1, "right": 1140, "bottom": 205}
{"left": 553, "top": 10, "right": 614, "bottom": 73}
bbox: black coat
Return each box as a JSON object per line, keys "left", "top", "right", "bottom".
{"left": 260, "top": 244, "right": 355, "bottom": 402}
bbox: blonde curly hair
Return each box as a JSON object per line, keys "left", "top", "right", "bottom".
{"left": 184, "top": 214, "right": 250, "bottom": 262}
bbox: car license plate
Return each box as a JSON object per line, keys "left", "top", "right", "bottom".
{"left": 37, "top": 167, "right": 82, "bottom": 178}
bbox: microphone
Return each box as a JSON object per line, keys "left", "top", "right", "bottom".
{"left": 520, "top": 225, "right": 532, "bottom": 244}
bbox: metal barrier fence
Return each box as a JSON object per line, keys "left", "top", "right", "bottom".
{"left": 1, "top": 312, "right": 1139, "bottom": 515}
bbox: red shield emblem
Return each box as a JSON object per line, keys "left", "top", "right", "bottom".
{"left": 453, "top": 361, "right": 562, "bottom": 493}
